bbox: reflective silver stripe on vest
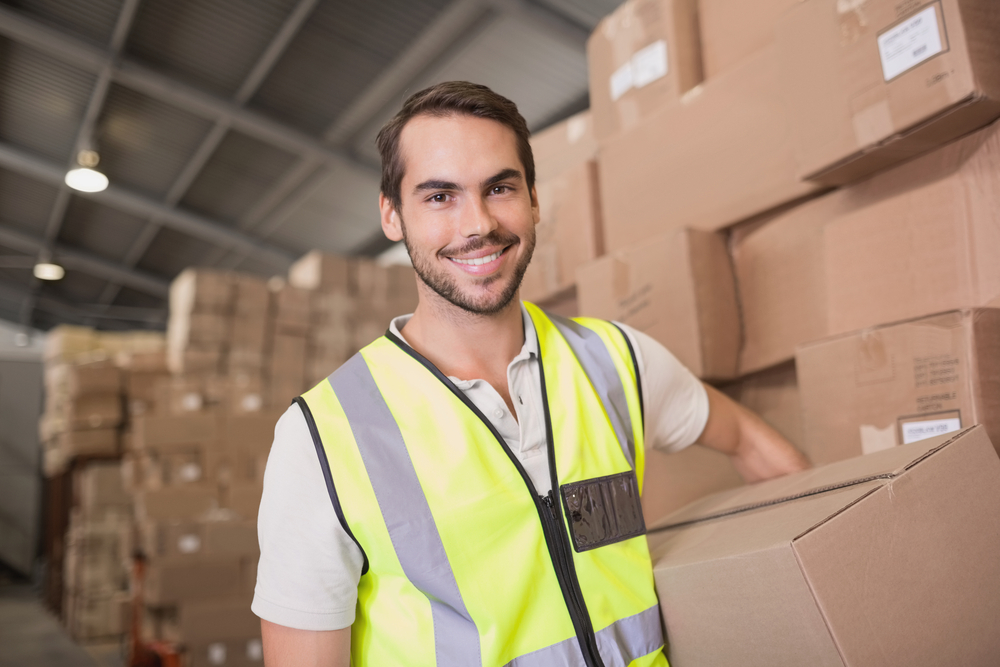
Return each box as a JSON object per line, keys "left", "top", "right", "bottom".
{"left": 547, "top": 314, "right": 637, "bottom": 469}
{"left": 329, "top": 353, "right": 482, "bottom": 667}
{"left": 505, "top": 604, "right": 663, "bottom": 667}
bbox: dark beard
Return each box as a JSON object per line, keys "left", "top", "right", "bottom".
{"left": 400, "top": 218, "right": 535, "bottom": 316}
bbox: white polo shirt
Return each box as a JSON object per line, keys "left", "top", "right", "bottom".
{"left": 252, "top": 306, "right": 709, "bottom": 631}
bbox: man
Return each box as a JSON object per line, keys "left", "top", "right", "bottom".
{"left": 253, "top": 81, "right": 809, "bottom": 666}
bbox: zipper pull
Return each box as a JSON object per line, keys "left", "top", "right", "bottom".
{"left": 541, "top": 492, "right": 552, "bottom": 507}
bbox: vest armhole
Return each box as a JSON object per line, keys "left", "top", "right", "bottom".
{"left": 611, "top": 323, "right": 644, "bottom": 432}
{"left": 293, "top": 396, "right": 370, "bottom": 576}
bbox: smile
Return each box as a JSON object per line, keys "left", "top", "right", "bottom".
{"left": 450, "top": 248, "right": 505, "bottom": 266}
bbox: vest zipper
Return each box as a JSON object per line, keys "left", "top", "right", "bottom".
{"left": 384, "top": 331, "right": 606, "bottom": 666}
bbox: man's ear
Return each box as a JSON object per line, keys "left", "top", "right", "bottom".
{"left": 530, "top": 185, "right": 540, "bottom": 226}
{"left": 380, "top": 193, "right": 404, "bottom": 242}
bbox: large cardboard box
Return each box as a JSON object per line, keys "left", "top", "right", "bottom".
{"left": 587, "top": 0, "right": 702, "bottom": 142}
{"left": 530, "top": 110, "right": 597, "bottom": 181}
{"left": 180, "top": 598, "right": 261, "bottom": 643}
{"left": 824, "top": 120, "right": 1000, "bottom": 335}
{"left": 648, "top": 426, "right": 1000, "bottom": 666}
{"left": 777, "top": 0, "right": 1000, "bottom": 185}
{"left": 730, "top": 192, "right": 839, "bottom": 374}
{"left": 45, "top": 361, "right": 121, "bottom": 397}
{"left": 797, "top": 309, "right": 1000, "bottom": 466}
{"left": 135, "top": 485, "right": 218, "bottom": 522}
{"left": 51, "top": 428, "right": 119, "bottom": 458}
{"left": 76, "top": 461, "right": 129, "bottom": 517}
{"left": 169, "top": 268, "right": 234, "bottom": 315}
{"left": 224, "top": 411, "right": 282, "bottom": 454}
{"left": 599, "top": 45, "right": 822, "bottom": 252}
{"left": 131, "top": 411, "right": 220, "bottom": 451}
{"left": 719, "top": 360, "right": 802, "bottom": 446}
{"left": 520, "top": 160, "right": 603, "bottom": 304}
{"left": 698, "top": 0, "right": 802, "bottom": 78}
{"left": 288, "top": 250, "right": 351, "bottom": 293}
{"left": 577, "top": 228, "right": 740, "bottom": 380}
{"left": 187, "top": 638, "right": 263, "bottom": 667}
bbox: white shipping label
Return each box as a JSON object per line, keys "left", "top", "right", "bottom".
{"left": 610, "top": 62, "right": 634, "bottom": 101}
{"left": 207, "top": 643, "right": 227, "bottom": 665}
{"left": 901, "top": 417, "right": 961, "bottom": 444}
{"left": 631, "top": 40, "right": 668, "bottom": 89}
{"left": 877, "top": 5, "right": 944, "bottom": 81}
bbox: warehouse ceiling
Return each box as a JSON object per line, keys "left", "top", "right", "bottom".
{"left": 0, "top": 0, "right": 620, "bottom": 331}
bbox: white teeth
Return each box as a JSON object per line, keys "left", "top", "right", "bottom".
{"left": 452, "top": 249, "right": 502, "bottom": 266}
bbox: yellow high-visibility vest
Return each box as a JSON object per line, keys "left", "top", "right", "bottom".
{"left": 297, "top": 303, "right": 668, "bottom": 667}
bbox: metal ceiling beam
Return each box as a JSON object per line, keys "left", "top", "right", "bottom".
{"left": 0, "top": 277, "right": 166, "bottom": 326}
{"left": 0, "top": 141, "right": 296, "bottom": 268}
{"left": 0, "top": 223, "right": 169, "bottom": 297}
{"left": 0, "top": 5, "right": 378, "bottom": 176}
{"left": 99, "top": 0, "right": 321, "bottom": 305}
{"left": 490, "top": 0, "right": 590, "bottom": 48}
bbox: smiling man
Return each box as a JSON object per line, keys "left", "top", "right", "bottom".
{"left": 253, "top": 81, "right": 809, "bottom": 667}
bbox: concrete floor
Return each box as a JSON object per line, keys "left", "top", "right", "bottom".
{"left": 0, "top": 583, "right": 123, "bottom": 667}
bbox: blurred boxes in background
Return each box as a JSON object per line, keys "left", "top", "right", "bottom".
{"left": 797, "top": 309, "right": 1000, "bottom": 466}
{"left": 698, "top": 0, "right": 800, "bottom": 78}
{"left": 648, "top": 426, "right": 1000, "bottom": 666}
{"left": 778, "top": 0, "right": 1000, "bottom": 185}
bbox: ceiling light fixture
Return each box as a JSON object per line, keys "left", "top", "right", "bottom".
{"left": 33, "top": 249, "right": 65, "bottom": 281}
{"left": 65, "top": 149, "right": 109, "bottom": 193}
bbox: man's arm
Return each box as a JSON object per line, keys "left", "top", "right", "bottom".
{"left": 697, "top": 383, "right": 810, "bottom": 482}
{"left": 262, "top": 621, "right": 351, "bottom": 667}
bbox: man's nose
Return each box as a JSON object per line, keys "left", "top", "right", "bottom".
{"left": 460, "top": 195, "right": 498, "bottom": 237}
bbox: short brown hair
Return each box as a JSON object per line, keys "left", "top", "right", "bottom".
{"left": 375, "top": 81, "right": 535, "bottom": 212}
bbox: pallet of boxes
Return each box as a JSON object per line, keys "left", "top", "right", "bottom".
{"left": 40, "top": 326, "right": 164, "bottom": 641}
{"left": 566, "top": 0, "right": 1000, "bottom": 663}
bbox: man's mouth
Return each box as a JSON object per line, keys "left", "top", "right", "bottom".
{"left": 449, "top": 247, "right": 507, "bottom": 266}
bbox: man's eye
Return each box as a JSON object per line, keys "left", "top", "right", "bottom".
{"left": 430, "top": 193, "right": 448, "bottom": 202}
{"left": 491, "top": 185, "right": 510, "bottom": 195}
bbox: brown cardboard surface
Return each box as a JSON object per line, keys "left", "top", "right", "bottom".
{"left": 224, "top": 411, "right": 282, "bottom": 454}
{"left": 76, "top": 462, "right": 129, "bottom": 516}
{"left": 45, "top": 362, "right": 121, "bottom": 397}
{"left": 187, "top": 638, "right": 263, "bottom": 667}
{"left": 520, "top": 160, "right": 602, "bottom": 304}
{"left": 796, "top": 308, "right": 1000, "bottom": 466}
{"left": 225, "top": 482, "right": 263, "bottom": 521}
{"left": 719, "top": 360, "right": 802, "bottom": 446}
{"left": 641, "top": 445, "right": 743, "bottom": 525}
{"left": 131, "top": 411, "right": 220, "bottom": 450}
{"left": 135, "top": 485, "right": 218, "bottom": 522}
{"left": 53, "top": 428, "right": 119, "bottom": 458}
{"left": 180, "top": 598, "right": 261, "bottom": 643}
{"left": 824, "top": 120, "right": 1000, "bottom": 335}
{"left": 288, "top": 250, "right": 351, "bottom": 293}
{"left": 530, "top": 110, "right": 597, "bottom": 181}
{"left": 730, "top": 191, "right": 840, "bottom": 373}
{"left": 777, "top": 0, "right": 1000, "bottom": 184}
{"left": 599, "top": 45, "right": 822, "bottom": 252}
{"left": 144, "top": 555, "right": 243, "bottom": 605}
{"left": 649, "top": 426, "right": 1000, "bottom": 666}
{"left": 587, "top": 0, "right": 702, "bottom": 142}
{"left": 577, "top": 228, "right": 740, "bottom": 380}
{"left": 169, "top": 269, "right": 234, "bottom": 316}
{"left": 698, "top": 0, "right": 802, "bottom": 78}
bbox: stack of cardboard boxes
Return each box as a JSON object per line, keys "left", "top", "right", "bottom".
{"left": 523, "top": 0, "right": 1000, "bottom": 661}
{"left": 514, "top": 0, "right": 1000, "bottom": 524}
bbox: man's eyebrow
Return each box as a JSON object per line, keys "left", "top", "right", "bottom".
{"left": 482, "top": 168, "right": 523, "bottom": 188}
{"left": 414, "top": 179, "right": 460, "bottom": 193}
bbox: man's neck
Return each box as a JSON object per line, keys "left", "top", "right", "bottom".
{"left": 399, "top": 289, "right": 525, "bottom": 393}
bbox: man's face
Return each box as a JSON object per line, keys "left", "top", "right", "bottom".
{"left": 380, "top": 113, "right": 539, "bottom": 316}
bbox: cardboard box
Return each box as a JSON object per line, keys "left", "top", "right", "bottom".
{"left": 698, "top": 0, "right": 801, "bottom": 78}
{"left": 520, "top": 160, "right": 603, "bottom": 304}
{"left": 577, "top": 228, "right": 740, "bottom": 380}
{"left": 777, "top": 0, "right": 1000, "bottom": 185}
{"left": 45, "top": 361, "right": 121, "bottom": 397}
{"left": 168, "top": 343, "right": 224, "bottom": 376}
{"left": 587, "top": 0, "right": 702, "bottom": 142}
{"left": 224, "top": 482, "right": 263, "bottom": 521}
{"left": 233, "top": 274, "right": 269, "bottom": 317}
{"left": 642, "top": 445, "right": 743, "bottom": 525}
{"left": 169, "top": 268, "right": 234, "bottom": 316}
{"left": 52, "top": 428, "right": 119, "bottom": 458}
{"left": 268, "top": 334, "right": 306, "bottom": 387}
{"left": 130, "top": 411, "right": 220, "bottom": 451}
{"left": 135, "top": 485, "right": 218, "bottom": 522}
{"left": 796, "top": 309, "right": 1000, "bottom": 466}
{"left": 288, "top": 250, "right": 351, "bottom": 293}
{"left": 730, "top": 191, "right": 839, "bottom": 374}
{"left": 272, "top": 285, "right": 311, "bottom": 336}
{"left": 532, "top": 286, "right": 579, "bottom": 319}
{"left": 719, "top": 360, "right": 802, "bottom": 446}
{"left": 352, "top": 260, "right": 418, "bottom": 308}
{"left": 530, "top": 110, "right": 597, "bottom": 181}
{"left": 144, "top": 556, "right": 243, "bottom": 605}
{"left": 823, "top": 119, "right": 1000, "bottom": 336}
{"left": 647, "top": 426, "right": 1000, "bottom": 666}
{"left": 76, "top": 461, "right": 129, "bottom": 516}
{"left": 139, "top": 519, "right": 257, "bottom": 558}
{"left": 45, "top": 325, "right": 98, "bottom": 363}
{"left": 599, "top": 45, "right": 822, "bottom": 252}
{"left": 51, "top": 394, "right": 123, "bottom": 430}
{"left": 224, "top": 411, "right": 282, "bottom": 454}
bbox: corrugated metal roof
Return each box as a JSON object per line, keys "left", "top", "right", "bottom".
{"left": 0, "top": 168, "right": 59, "bottom": 235}
{"left": 58, "top": 197, "right": 147, "bottom": 263}
{"left": 135, "top": 225, "right": 218, "bottom": 277}
{"left": 5, "top": 0, "right": 123, "bottom": 46}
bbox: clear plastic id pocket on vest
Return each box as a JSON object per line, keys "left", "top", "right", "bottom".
{"left": 561, "top": 470, "right": 646, "bottom": 552}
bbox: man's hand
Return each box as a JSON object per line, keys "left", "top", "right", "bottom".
{"left": 697, "top": 383, "right": 810, "bottom": 482}
{"left": 261, "top": 620, "right": 351, "bottom": 667}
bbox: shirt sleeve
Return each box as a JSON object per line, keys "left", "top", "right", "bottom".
{"left": 615, "top": 323, "right": 710, "bottom": 454}
{"left": 251, "top": 403, "right": 364, "bottom": 631}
